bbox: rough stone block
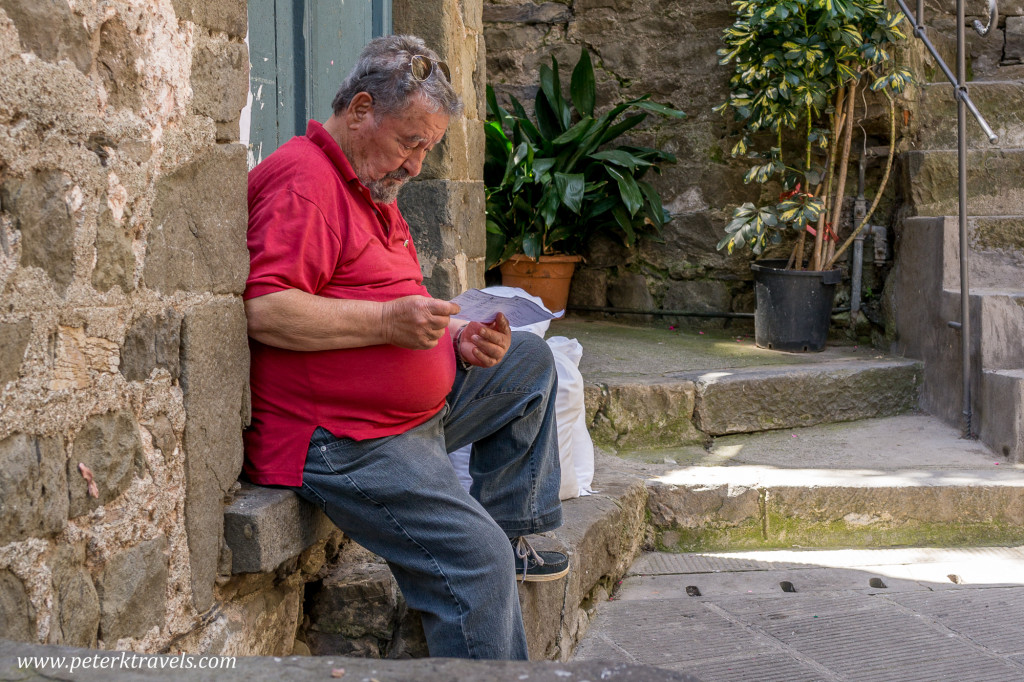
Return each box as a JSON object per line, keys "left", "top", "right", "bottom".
{"left": 0, "top": 170, "right": 76, "bottom": 293}
{"left": 67, "top": 410, "right": 146, "bottom": 519}
{"left": 144, "top": 144, "right": 249, "bottom": 295}
{"left": 308, "top": 560, "right": 400, "bottom": 647}
{"left": 691, "top": 360, "right": 922, "bottom": 436}
{"left": 482, "top": 3, "right": 572, "bottom": 24}
{"left": 120, "top": 308, "right": 183, "bottom": 382}
{"left": 0, "top": 433, "right": 68, "bottom": 543}
{"left": 92, "top": 201, "right": 135, "bottom": 293}
{"left": 96, "top": 536, "right": 168, "bottom": 641}
{"left": 0, "top": 569, "right": 34, "bottom": 642}
{"left": 399, "top": 179, "right": 486, "bottom": 263}
{"left": 146, "top": 414, "right": 178, "bottom": 463}
{"left": 1007, "top": 16, "right": 1024, "bottom": 63}
{"left": 223, "top": 483, "right": 334, "bottom": 574}
{"left": 191, "top": 34, "right": 249, "bottom": 123}
{"left": 49, "top": 544, "right": 100, "bottom": 647}
{"left": 180, "top": 299, "right": 249, "bottom": 611}
{"left": 593, "top": 377, "right": 701, "bottom": 449}
{"left": 663, "top": 279, "right": 733, "bottom": 315}
{"left": 902, "top": 149, "right": 1024, "bottom": 217}
{"left": 607, "top": 272, "right": 654, "bottom": 310}
{"left": 171, "top": 0, "right": 248, "bottom": 38}
{"left": 97, "top": 16, "right": 142, "bottom": 110}
{"left": 0, "top": 0, "right": 91, "bottom": 74}
{"left": 0, "top": 318, "right": 32, "bottom": 386}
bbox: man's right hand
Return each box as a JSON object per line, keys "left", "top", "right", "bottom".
{"left": 381, "top": 296, "right": 461, "bottom": 349}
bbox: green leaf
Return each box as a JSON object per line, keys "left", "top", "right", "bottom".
{"left": 554, "top": 172, "right": 586, "bottom": 214}
{"left": 570, "top": 48, "right": 596, "bottom": 117}
{"left": 522, "top": 233, "right": 542, "bottom": 260}
{"left": 606, "top": 166, "right": 644, "bottom": 216}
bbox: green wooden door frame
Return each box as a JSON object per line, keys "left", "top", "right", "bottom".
{"left": 247, "top": 0, "right": 392, "bottom": 166}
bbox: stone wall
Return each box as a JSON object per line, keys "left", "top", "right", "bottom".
{"left": 481, "top": 0, "right": 1024, "bottom": 338}
{"left": 0, "top": 0, "right": 250, "bottom": 653}
{"left": 397, "top": 0, "right": 489, "bottom": 299}
{"left": 0, "top": 0, "right": 488, "bottom": 659}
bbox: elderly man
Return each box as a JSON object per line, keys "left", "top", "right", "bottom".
{"left": 243, "top": 35, "right": 567, "bottom": 660}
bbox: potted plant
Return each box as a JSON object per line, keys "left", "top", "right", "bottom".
{"left": 715, "top": 0, "right": 911, "bottom": 351}
{"left": 484, "top": 48, "right": 686, "bottom": 313}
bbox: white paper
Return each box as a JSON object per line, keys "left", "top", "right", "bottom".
{"left": 451, "top": 288, "right": 563, "bottom": 328}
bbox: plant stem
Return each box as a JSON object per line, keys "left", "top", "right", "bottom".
{"left": 826, "top": 79, "right": 857, "bottom": 268}
{"left": 827, "top": 91, "right": 897, "bottom": 268}
{"left": 813, "top": 86, "right": 845, "bottom": 271}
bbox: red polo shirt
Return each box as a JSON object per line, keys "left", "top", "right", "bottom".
{"left": 243, "top": 120, "right": 455, "bottom": 486}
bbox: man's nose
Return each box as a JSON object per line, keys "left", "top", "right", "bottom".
{"left": 402, "top": 148, "right": 428, "bottom": 177}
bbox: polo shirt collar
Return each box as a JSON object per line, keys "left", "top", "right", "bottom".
{"left": 306, "top": 119, "right": 361, "bottom": 184}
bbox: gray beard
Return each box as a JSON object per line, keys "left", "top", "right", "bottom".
{"left": 366, "top": 168, "right": 410, "bottom": 204}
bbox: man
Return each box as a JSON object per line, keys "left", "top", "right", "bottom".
{"left": 243, "top": 34, "right": 567, "bottom": 660}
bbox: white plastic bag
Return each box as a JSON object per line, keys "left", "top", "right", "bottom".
{"left": 447, "top": 287, "right": 595, "bottom": 500}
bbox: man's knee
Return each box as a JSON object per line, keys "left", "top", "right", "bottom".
{"left": 505, "top": 332, "right": 556, "bottom": 386}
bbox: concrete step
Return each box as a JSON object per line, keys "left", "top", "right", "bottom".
{"left": 980, "top": 369, "right": 1024, "bottom": 461}
{"left": 550, "top": 319, "right": 922, "bottom": 449}
{"left": 613, "top": 414, "right": 1024, "bottom": 552}
{"left": 915, "top": 81, "right": 1024, "bottom": 149}
{"left": 901, "top": 148, "right": 1024, "bottom": 216}
{"left": 574, "top": 547, "right": 1024, "bottom": 681}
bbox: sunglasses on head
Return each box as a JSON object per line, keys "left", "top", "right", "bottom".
{"left": 409, "top": 55, "right": 451, "bottom": 83}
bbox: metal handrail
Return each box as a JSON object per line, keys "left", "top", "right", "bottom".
{"left": 894, "top": 0, "right": 1000, "bottom": 438}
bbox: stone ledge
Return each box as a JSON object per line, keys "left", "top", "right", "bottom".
{"left": 223, "top": 483, "right": 333, "bottom": 574}
{"left": 0, "top": 639, "right": 697, "bottom": 681}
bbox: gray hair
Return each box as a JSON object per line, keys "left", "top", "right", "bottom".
{"left": 332, "top": 35, "right": 463, "bottom": 119}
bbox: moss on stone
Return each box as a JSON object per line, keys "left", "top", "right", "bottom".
{"left": 654, "top": 513, "right": 1024, "bottom": 553}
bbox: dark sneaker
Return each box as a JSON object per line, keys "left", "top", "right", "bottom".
{"left": 512, "top": 536, "right": 569, "bottom": 582}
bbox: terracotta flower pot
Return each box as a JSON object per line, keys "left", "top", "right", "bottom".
{"left": 498, "top": 254, "right": 582, "bottom": 314}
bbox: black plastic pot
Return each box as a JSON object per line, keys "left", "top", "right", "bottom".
{"left": 750, "top": 259, "right": 842, "bottom": 352}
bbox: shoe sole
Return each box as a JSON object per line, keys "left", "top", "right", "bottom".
{"left": 518, "top": 566, "right": 569, "bottom": 582}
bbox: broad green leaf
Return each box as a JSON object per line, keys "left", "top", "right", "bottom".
{"left": 606, "top": 166, "right": 644, "bottom": 216}
{"left": 554, "top": 172, "right": 586, "bottom": 214}
{"left": 570, "top": 49, "right": 596, "bottom": 117}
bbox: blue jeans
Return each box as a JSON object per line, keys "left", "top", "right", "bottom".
{"left": 294, "top": 332, "right": 561, "bottom": 659}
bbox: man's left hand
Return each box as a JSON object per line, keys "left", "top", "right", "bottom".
{"left": 455, "top": 313, "right": 511, "bottom": 368}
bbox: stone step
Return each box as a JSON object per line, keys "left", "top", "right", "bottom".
{"left": 617, "top": 414, "right": 1024, "bottom": 552}
{"left": 980, "top": 369, "right": 1024, "bottom": 462}
{"left": 915, "top": 81, "right": 1024, "bottom": 149}
{"left": 556, "top": 319, "right": 922, "bottom": 448}
{"left": 297, "top": 451, "right": 651, "bottom": 662}
{"left": 901, "top": 148, "right": 1024, "bottom": 217}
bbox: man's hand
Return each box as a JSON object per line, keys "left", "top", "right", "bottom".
{"left": 382, "top": 296, "right": 461, "bottom": 349}
{"left": 455, "top": 313, "right": 512, "bottom": 368}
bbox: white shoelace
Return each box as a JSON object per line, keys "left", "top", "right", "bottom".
{"left": 513, "top": 536, "right": 545, "bottom": 582}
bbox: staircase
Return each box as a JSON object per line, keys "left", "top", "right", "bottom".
{"left": 892, "top": 39, "right": 1024, "bottom": 462}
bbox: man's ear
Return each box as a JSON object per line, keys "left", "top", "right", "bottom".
{"left": 347, "top": 92, "right": 375, "bottom": 128}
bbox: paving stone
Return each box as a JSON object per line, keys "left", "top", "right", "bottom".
{"left": 120, "top": 309, "right": 182, "bottom": 382}
{"left": 0, "top": 0, "right": 91, "bottom": 74}
{"left": 0, "top": 319, "right": 32, "bottom": 387}
{"left": 0, "top": 640, "right": 697, "bottom": 681}
{"left": 67, "top": 410, "right": 146, "bottom": 518}
{"left": 0, "top": 433, "right": 68, "bottom": 543}
{"left": 96, "top": 536, "right": 168, "bottom": 642}
{"left": 223, "top": 484, "right": 333, "bottom": 574}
